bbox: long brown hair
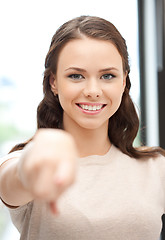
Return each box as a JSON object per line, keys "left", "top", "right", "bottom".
{"left": 10, "top": 16, "right": 165, "bottom": 158}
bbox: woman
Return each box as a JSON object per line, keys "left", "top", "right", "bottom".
{"left": 0, "top": 16, "right": 165, "bottom": 240}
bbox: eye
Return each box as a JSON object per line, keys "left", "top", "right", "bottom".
{"left": 101, "top": 74, "right": 115, "bottom": 80}
{"left": 68, "top": 74, "right": 84, "bottom": 80}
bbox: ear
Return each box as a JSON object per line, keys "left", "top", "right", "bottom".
{"left": 122, "top": 72, "right": 127, "bottom": 91}
{"left": 49, "top": 73, "right": 58, "bottom": 94}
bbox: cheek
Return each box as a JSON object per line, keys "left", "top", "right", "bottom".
{"left": 58, "top": 82, "right": 82, "bottom": 99}
{"left": 57, "top": 83, "right": 79, "bottom": 108}
{"left": 111, "top": 95, "right": 123, "bottom": 111}
{"left": 106, "top": 84, "right": 124, "bottom": 103}
{"left": 108, "top": 89, "right": 124, "bottom": 117}
{"left": 115, "top": 89, "right": 124, "bottom": 105}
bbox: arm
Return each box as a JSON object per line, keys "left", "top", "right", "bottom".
{"left": 0, "top": 129, "right": 78, "bottom": 211}
{"left": 0, "top": 156, "right": 34, "bottom": 207}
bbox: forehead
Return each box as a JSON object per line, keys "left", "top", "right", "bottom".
{"left": 57, "top": 37, "right": 123, "bottom": 70}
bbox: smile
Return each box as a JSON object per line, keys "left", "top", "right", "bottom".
{"left": 76, "top": 103, "right": 106, "bottom": 111}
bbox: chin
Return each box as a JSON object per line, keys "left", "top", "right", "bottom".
{"left": 78, "top": 121, "right": 108, "bottom": 131}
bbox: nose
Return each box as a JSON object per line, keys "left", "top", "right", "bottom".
{"left": 83, "top": 79, "right": 102, "bottom": 99}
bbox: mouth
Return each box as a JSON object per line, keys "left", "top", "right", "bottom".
{"left": 76, "top": 103, "right": 106, "bottom": 111}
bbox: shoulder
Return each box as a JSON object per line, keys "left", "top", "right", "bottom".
{"left": 113, "top": 144, "right": 165, "bottom": 167}
{"left": 152, "top": 153, "right": 165, "bottom": 172}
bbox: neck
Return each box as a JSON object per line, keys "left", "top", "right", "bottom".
{"left": 63, "top": 121, "right": 111, "bottom": 158}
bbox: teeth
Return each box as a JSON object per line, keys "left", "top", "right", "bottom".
{"left": 79, "top": 104, "right": 104, "bottom": 111}
{"left": 96, "top": 105, "right": 101, "bottom": 110}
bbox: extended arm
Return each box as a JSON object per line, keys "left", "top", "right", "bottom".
{"left": 0, "top": 129, "right": 78, "bottom": 212}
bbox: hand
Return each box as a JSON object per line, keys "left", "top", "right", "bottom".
{"left": 17, "top": 129, "right": 78, "bottom": 214}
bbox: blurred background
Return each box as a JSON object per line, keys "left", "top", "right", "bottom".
{"left": 0, "top": 0, "right": 164, "bottom": 239}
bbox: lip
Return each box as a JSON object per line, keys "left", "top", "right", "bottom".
{"left": 76, "top": 102, "right": 106, "bottom": 115}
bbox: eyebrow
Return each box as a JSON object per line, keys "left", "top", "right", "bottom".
{"left": 65, "top": 67, "right": 87, "bottom": 72}
{"left": 99, "top": 67, "right": 119, "bottom": 72}
{"left": 65, "top": 67, "right": 119, "bottom": 72}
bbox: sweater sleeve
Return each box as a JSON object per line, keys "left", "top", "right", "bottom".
{"left": 9, "top": 201, "right": 33, "bottom": 233}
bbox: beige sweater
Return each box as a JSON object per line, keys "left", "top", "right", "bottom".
{"left": 6, "top": 145, "right": 165, "bottom": 239}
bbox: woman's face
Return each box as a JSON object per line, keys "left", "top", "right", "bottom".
{"left": 50, "top": 37, "right": 126, "bottom": 132}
